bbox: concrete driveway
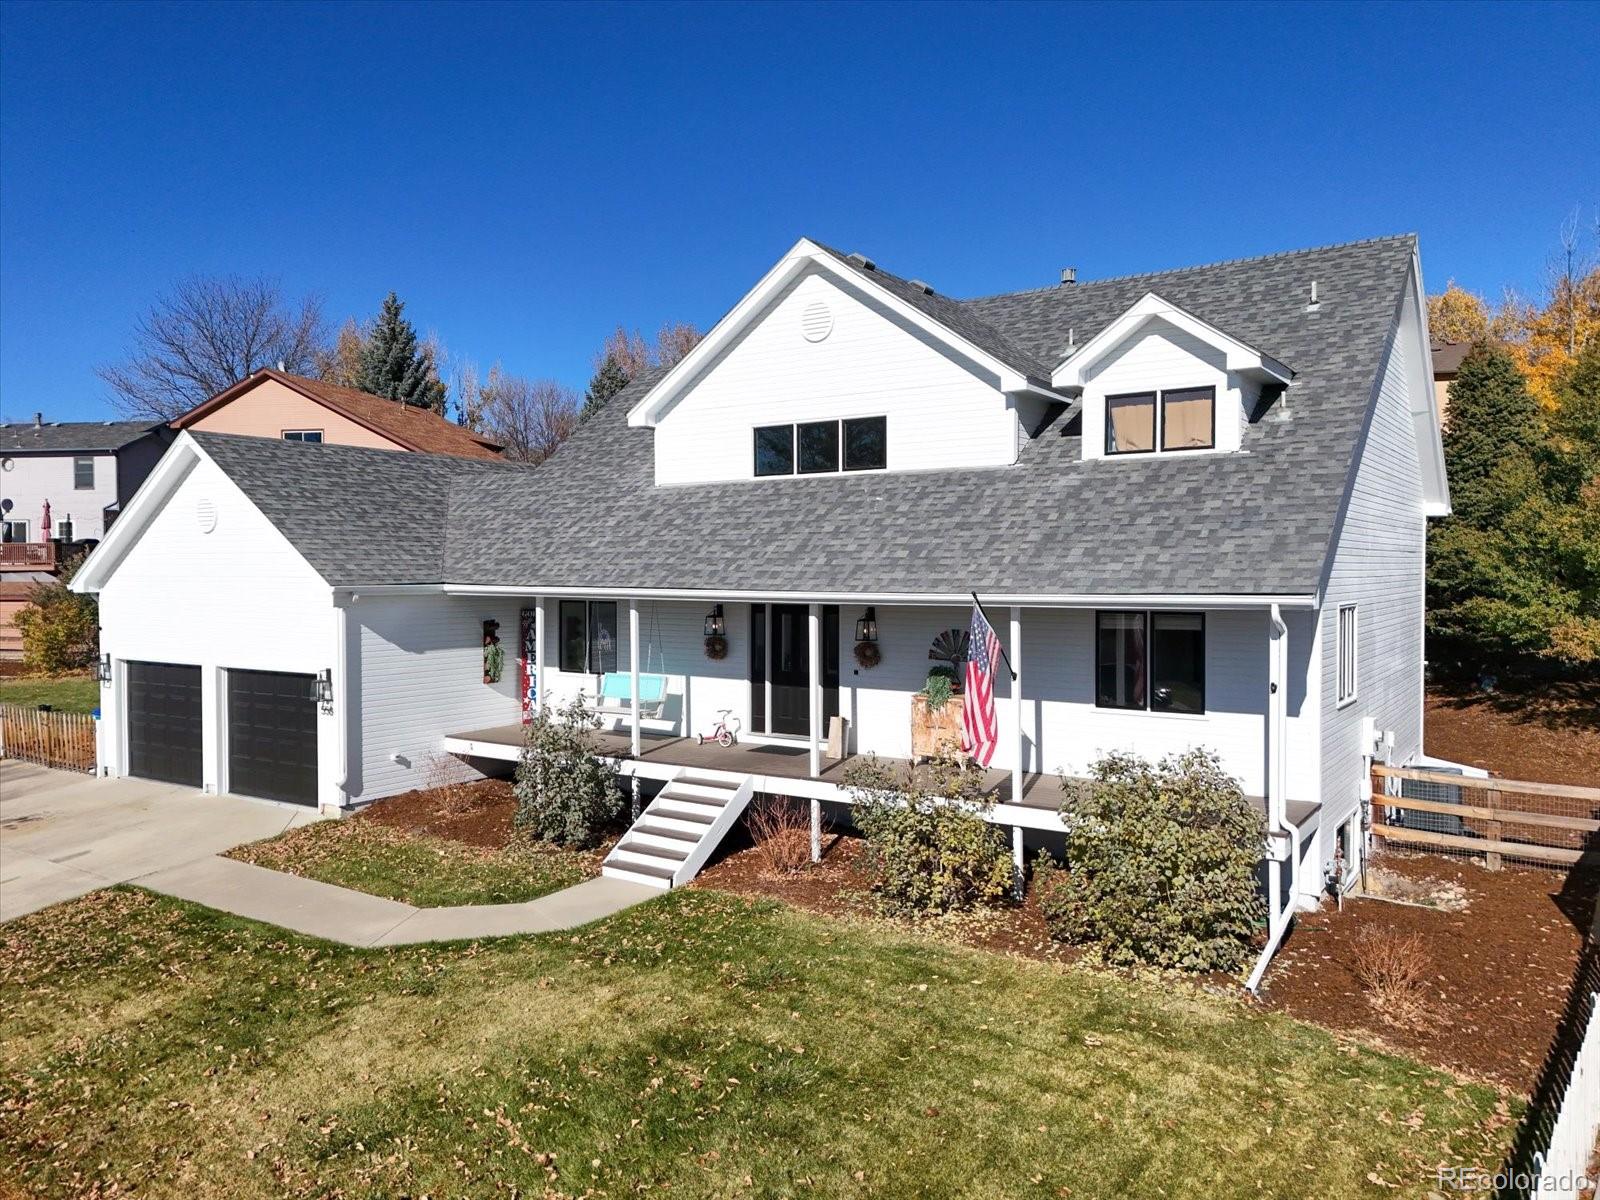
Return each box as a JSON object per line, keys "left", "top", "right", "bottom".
{"left": 0, "top": 760, "right": 320, "bottom": 923}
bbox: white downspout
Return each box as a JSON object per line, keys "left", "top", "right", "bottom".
{"left": 332, "top": 595, "right": 353, "bottom": 810}
{"left": 1247, "top": 603, "right": 1296, "bottom": 994}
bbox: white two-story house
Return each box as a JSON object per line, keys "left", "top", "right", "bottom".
{"left": 74, "top": 234, "right": 1448, "bottom": 981}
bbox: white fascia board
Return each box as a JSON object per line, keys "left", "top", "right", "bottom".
{"left": 1408, "top": 251, "right": 1452, "bottom": 516}
{"left": 444, "top": 582, "right": 1317, "bottom": 610}
{"left": 1051, "top": 292, "right": 1294, "bottom": 390}
{"left": 70, "top": 434, "right": 203, "bottom": 593}
{"left": 626, "top": 237, "right": 1035, "bottom": 427}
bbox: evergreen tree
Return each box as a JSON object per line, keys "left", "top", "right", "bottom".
{"left": 1439, "top": 341, "right": 1541, "bottom": 527}
{"left": 356, "top": 292, "right": 447, "bottom": 412}
{"left": 581, "top": 352, "right": 630, "bottom": 422}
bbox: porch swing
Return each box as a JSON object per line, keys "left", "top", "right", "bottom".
{"left": 593, "top": 601, "right": 670, "bottom": 725}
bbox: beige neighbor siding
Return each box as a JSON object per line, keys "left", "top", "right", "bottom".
{"left": 183, "top": 378, "right": 406, "bottom": 450}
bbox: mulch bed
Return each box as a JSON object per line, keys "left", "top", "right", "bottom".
{"left": 1425, "top": 680, "right": 1600, "bottom": 785}
{"left": 354, "top": 777, "right": 520, "bottom": 849}
{"left": 1262, "top": 852, "right": 1598, "bottom": 1094}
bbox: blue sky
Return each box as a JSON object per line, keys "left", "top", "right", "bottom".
{"left": 2, "top": 0, "right": 1596, "bottom": 423}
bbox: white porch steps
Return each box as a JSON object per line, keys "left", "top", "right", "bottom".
{"left": 601, "top": 770, "right": 755, "bottom": 890}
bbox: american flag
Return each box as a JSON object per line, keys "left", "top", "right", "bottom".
{"left": 961, "top": 602, "right": 1002, "bottom": 767}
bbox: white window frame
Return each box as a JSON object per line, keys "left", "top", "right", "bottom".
{"left": 1336, "top": 603, "right": 1358, "bottom": 707}
{"left": 1, "top": 519, "right": 30, "bottom": 543}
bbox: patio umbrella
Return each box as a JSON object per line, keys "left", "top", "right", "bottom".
{"left": 41, "top": 499, "right": 50, "bottom": 538}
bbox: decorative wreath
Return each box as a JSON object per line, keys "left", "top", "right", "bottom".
{"left": 703, "top": 634, "right": 729, "bottom": 661}
{"left": 853, "top": 640, "right": 882, "bottom": 669}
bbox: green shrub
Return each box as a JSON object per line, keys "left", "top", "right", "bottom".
{"left": 13, "top": 556, "right": 97, "bottom": 673}
{"left": 514, "top": 693, "right": 623, "bottom": 848}
{"left": 844, "top": 754, "right": 1012, "bottom": 916}
{"left": 1045, "top": 749, "right": 1265, "bottom": 973}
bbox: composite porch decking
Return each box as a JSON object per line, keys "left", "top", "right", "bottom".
{"left": 444, "top": 723, "right": 1322, "bottom": 831}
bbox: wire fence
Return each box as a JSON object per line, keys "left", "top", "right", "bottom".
{"left": 1372, "top": 765, "right": 1600, "bottom": 872}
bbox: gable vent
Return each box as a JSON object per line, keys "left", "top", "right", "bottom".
{"left": 195, "top": 497, "right": 218, "bottom": 534}
{"left": 800, "top": 300, "right": 834, "bottom": 343}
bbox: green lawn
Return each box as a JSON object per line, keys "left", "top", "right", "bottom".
{"left": 0, "top": 888, "right": 1515, "bottom": 1199}
{"left": 225, "top": 818, "right": 598, "bottom": 907}
{"left": 0, "top": 673, "right": 99, "bottom": 713}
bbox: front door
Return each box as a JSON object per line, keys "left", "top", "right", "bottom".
{"left": 768, "top": 604, "right": 809, "bottom": 735}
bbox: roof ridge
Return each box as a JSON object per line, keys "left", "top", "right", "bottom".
{"left": 958, "top": 234, "right": 1418, "bottom": 302}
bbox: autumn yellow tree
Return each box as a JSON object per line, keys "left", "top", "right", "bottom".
{"left": 1427, "top": 281, "right": 1492, "bottom": 345}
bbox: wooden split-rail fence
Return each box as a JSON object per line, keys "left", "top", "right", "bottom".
{"left": 0, "top": 704, "right": 96, "bottom": 773}
{"left": 1371, "top": 763, "right": 1600, "bottom": 872}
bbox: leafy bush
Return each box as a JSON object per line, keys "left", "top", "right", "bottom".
{"left": 13, "top": 555, "right": 98, "bottom": 673}
{"left": 514, "top": 693, "right": 623, "bottom": 848}
{"left": 844, "top": 754, "right": 1012, "bottom": 916}
{"left": 1043, "top": 750, "right": 1265, "bottom": 973}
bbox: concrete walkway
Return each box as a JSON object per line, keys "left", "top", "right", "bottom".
{"left": 2, "top": 761, "right": 658, "bottom": 944}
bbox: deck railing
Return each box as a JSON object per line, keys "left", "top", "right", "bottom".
{"left": 0, "top": 542, "right": 57, "bottom": 571}
{"left": 0, "top": 704, "right": 96, "bottom": 773}
{"left": 1371, "top": 764, "right": 1600, "bottom": 871}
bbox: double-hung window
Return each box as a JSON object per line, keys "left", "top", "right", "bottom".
{"left": 1337, "top": 604, "right": 1358, "bottom": 706}
{"left": 1105, "top": 387, "right": 1215, "bottom": 455}
{"left": 1095, "top": 611, "right": 1205, "bottom": 714}
{"left": 73, "top": 456, "right": 95, "bottom": 489}
{"left": 559, "top": 600, "right": 618, "bottom": 674}
{"left": 754, "top": 416, "right": 887, "bottom": 477}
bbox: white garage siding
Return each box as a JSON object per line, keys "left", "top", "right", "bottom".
{"left": 95, "top": 454, "right": 338, "bottom": 804}
{"left": 347, "top": 594, "right": 523, "bottom": 802}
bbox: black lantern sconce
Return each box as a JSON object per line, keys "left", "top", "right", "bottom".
{"left": 314, "top": 668, "right": 334, "bottom": 712}
{"left": 704, "top": 604, "right": 726, "bottom": 639}
{"left": 96, "top": 653, "right": 112, "bottom": 684}
{"left": 854, "top": 607, "right": 879, "bottom": 643}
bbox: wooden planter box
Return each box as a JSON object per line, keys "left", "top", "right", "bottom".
{"left": 911, "top": 694, "right": 964, "bottom": 761}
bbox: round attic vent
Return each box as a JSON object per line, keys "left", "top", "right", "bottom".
{"left": 800, "top": 300, "right": 833, "bottom": 343}
{"left": 196, "top": 498, "right": 218, "bottom": 534}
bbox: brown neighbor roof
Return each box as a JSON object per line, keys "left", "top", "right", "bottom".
{"left": 171, "top": 369, "right": 505, "bottom": 461}
{"left": 1431, "top": 341, "right": 1472, "bottom": 378}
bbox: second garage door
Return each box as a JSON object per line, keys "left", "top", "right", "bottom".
{"left": 227, "top": 669, "right": 318, "bottom": 806}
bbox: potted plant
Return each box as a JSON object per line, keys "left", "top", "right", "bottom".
{"left": 911, "top": 663, "right": 965, "bottom": 761}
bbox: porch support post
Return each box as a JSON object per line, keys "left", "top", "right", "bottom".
{"left": 1012, "top": 824, "right": 1024, "bottom": 900}
{"left": 629, "top": 599, "right": 641, "bottom": 759}
{"left": 810, "top": 799, "right": 822, "bottom": 863}
{"left": 807, "top": 602, "right": 821, "bottom": 780}
{"left": 1010, "top": 606, "right": 1023, "bottom": 805}
{"left": 534, "top": 596, "right": 547, "bottom": 714}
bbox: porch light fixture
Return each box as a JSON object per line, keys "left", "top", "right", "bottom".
{"left": 854, "top": 607, "right": 878, "bottom": 643}
{"left": 96, "top": 653, "right": 111, "bottom": 684}
{"left": 314, "top": 668, "right": 334, "bottom": 709}
{"left": 704, "top": 604, "right": 725, "bottom": 639}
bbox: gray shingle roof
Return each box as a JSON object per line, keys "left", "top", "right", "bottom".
{"left": 189, "top": 432, "right": 534, "bottom": 586}
{"left": 185, "top": 236, "right": 1419, "bottom": 598}
{"left": 2, "top": 420, "right": 165, "bottom": 453}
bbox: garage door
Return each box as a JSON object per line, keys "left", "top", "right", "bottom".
{"left": 126, "top": 661, "right": 203, "bottom": 787}
{"left": 227, "top": 669, "right": 318, "bottom": 806}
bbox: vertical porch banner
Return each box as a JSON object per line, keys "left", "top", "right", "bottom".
{"left": 519, "top": 607, "right": 538, "bottom": 723}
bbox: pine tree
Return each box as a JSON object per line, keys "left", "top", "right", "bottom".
{"left": 1439, "top": 341, "right": 1541, "bottom": 527}
{"left": 581, "top": 353, "right": 630, "bottom": 422}
{"left": 356, "top": 292, "right": 447, "bottom": 412}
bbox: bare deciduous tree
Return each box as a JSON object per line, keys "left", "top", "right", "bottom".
{"left": 474, "top": 366, "right": 580, "bottom": 464}
{"left": 655, "top": 321, "right": 703, "bottom": 368}
{"left": 314, "top": 318, "right": 368, "bottom": 389}
{"left": 98, "top": 275, "right": 328, "bottom": 419}
{"left": 594, "top": 326, "right": 653, "bottom": 378}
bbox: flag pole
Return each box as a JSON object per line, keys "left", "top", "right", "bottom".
{"left": 971, "top": 592, "right": 1018, "bottom": 681}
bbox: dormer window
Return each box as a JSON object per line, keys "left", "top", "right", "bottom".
{"left": 754, "top": 416, "right": 887, "bottom": 477}
{"left": 1105, "top": 387, "right": 1214, "bottom": 455}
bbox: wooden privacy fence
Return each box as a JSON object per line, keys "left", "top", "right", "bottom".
{"left": 0, "top": 704, "right": 96, "bottom": 773}
{"left": 1372, "top": 764, "right": 1600, "bottom": 871}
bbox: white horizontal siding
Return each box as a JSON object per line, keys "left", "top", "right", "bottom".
{"left": 351, "top": 595, "right": 524, "bottom": 801}
{"left": 1, "top": 451, "right": 121, "bottom": 541}
{"left": 96, "top": 455, "right": 337, "bottom": 802}
{"left": 653, "top": 268, "right": 1017, "bottom": 486}
{"left": 1318, "top": 284, "right": 1427, "bottom": 832}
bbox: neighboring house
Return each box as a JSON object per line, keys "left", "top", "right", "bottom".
{"left": 74, "top": 235, "right": 1449, "bottom": 984}
{"left": 1, "top": 416, "right": 174, "bottom": 658}
{"left": 1430, "top": 340, "right": 1470, "bottom": 427}
{"left": 170, "top": 368, "right": 504, "bottom": 460}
